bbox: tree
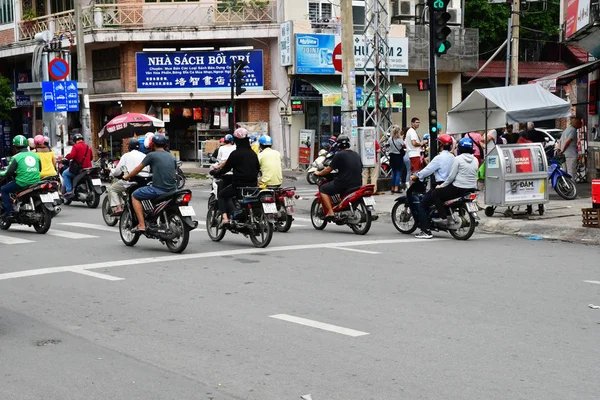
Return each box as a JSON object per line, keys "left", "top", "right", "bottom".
{"left": 0, "top": 75, "right": 14, "bottom": 121}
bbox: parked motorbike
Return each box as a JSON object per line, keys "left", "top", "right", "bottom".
{"left": 310, "top": 173, "right": 377, "bottom": 235}
{"left": 176, "top": 160, "right": 186, "bottom": 189}
{"left": 306, "top": 149, "right": 328, "bottom": 185}
{"left": 58, "top": 160, "right": 106, "bottom": 208}
{"left": 0, "top": 177, "right": 60, "bottom": 234}
{"left": 119, "top": 181, "right": 197, "bottom": 253}
{"left": 206, "top": 175, "right": 277, "bottom": 248}
{"left": 391, "top": 180, "right": 479, "bottom": 240}
{"left": 271, "top": 186, "right": 296, "bottom": 232}
{"left": 548, "top": 157, "right": 577, "bottom": 200}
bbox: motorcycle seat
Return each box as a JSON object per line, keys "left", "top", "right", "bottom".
{"left": 444, "top": 190, "right": 477, "bottom": 206}
{"left": 152, "top": 189, "right": 188, "bottom": 203}
{"left": 341, "top": 186, "right": 362, "bottom": 196}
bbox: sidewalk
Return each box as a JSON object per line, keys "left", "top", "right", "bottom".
{"left": 293, "top": 184, "right": 600, "bottom": 245}
{"left": 179, "top": 162, "right": 305, "bottom": 182}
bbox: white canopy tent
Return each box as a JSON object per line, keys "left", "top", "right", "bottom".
{"left": 446, "top": 84, "right": 571, "bottom": 134}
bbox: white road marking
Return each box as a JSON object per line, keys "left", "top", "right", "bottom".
{"left": 60, "top": 222, "right": 118, "bottom": 232}
{"left": 269, "top": 314, "right": 369, "bottom": 337}
{"left": 9, "top": 226, "right": 97, "bottom": 239}
{"left": 70, "top": 269, "right": 124, "bottom": 281}
{"left": 0, "top": 235, "right": 34, "bottom": 245}
{"left": 326, "top": 246, "right": 380, "bottom": 254}
{"left": 0, "top": 236, "right": 485, "bottom": 282}
{"left": 584, "top": 280, "right": 600, "bottom": 285}
{"left": 294, "top": 217, "right": 312, "bottom": 222}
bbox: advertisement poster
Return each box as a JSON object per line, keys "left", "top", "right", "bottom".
{"left": 512, "top": 148, "right": 533, "bottom": 173}
{"left": 299, "top": 129, "right": 314, "bottom": 164}
{"left": 136, "top": 50, "right": 264, "bottom": 92}
{"left": 280, "top": 21, "right": 293, "bottom": 66}
{"left": 505, "top": 180, "right": 545, "bottom": 202}
{"left": 566, "top": 0, "right": 590, "bottom": 38}
{"left": 162, "top": 108, "right": 170, "bottom": 122}
{"left": 487, "top": 155, "right": 499, "bottom": 169}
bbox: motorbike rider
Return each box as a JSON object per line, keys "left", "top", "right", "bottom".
{"left": 34, "top": 135, "right": 57, "bottom": 178}
{"left": 123, "top": 134, "right": 177, "bottom": 233}
{"left": 217, "top": 134, "right": 236, "bottom": 166}
{"left": 107, "top": 138, "right": 150, "bottom": 215}
{"left": 0, "top": 135, "right": 41, "bottom": 219}
{"left": 258, "top": 135, "right": 282, "bottom": 187}
{"left": 409, "top": 134, "right": 455, "bottom": 239}
{"left": 431, "top": 137, "right": 478, "bottom": 226}
{"left": 314, "top": 135, "right": 362, "bottom": 220}
{"left": 211, "top": 127, "right": 260, "bottom": 227}
{"left": 63, "top": 133, "right": 93, "bottom": 198}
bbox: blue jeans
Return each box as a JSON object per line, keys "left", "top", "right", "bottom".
{"left": 132, "top": 185, "right": 167, "bottom": 200}
{"left": 391, "top": 167, "right": 402, "bottom": 187}
{"left": 1, "top": 180, "right": 24, "bottom": 215}
{"left": 62, "top": 169, "right": 75, "bottom": 193}
{"left": 417, "top": 190, "right": 434, "bottom": 232}
{"left": 402, "top": 153, "right": 411, "bottom": 185}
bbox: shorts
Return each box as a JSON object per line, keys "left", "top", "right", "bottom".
{"left": 132, "top": 185, "right": 168, "bottom": 200}
{"left": 320, "top": 181, "right": 345, "bottom": 196}
{"left": 410, "top": 156, "right": 422, "bottom": 173}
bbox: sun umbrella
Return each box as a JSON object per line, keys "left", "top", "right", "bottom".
{"left": 98, "top": 112, "right": 165, "bottom": 138}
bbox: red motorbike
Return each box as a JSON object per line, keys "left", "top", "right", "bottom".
{"left": 271, "top": 186, "right": 297, "bottom": 232}
{"left": 310, "top": 175, "right": 377, "bottom": 235}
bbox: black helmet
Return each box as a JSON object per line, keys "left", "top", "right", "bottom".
{"left": 72, "top": 133, "right": 84, "bottom": 142}
{"left": 128, "top": 138, "right": 140, "bottom": 151}
{"left": 152, "top": 134, "right": 167, "bottom": 147}
{"left": 336, "top": 135, "right": 351, "bottom": 149}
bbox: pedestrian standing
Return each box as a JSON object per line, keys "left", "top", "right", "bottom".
{"left": 362, "top": 138, "right": 381, "bottom": 193}
{"left": 557, "top": 117, "right": 582, "bottom": 176}
{"left": 388, "top": 125, "right": 406, "bottom": 194}
{"left": 406, "top": 117, "right": 423, "bottom": 173}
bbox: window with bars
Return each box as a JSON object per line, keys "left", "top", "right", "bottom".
{"left": 0, "top": 0, "right": 13, "bottom": 24}
{"left": 92, "top": 48, "right": 121, "bottom": 81}
{"left": 51, "top": 0, "right": 74, "bottom": 13}
{"left": 308, "top": 1, "right": 332, "bottom": 22}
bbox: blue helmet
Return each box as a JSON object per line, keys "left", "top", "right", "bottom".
{"left": 437, "top": 123, "right": 443, "bottom": 132}
{"left": 250, "top": 135, "right": 257, "bottom": 143}
{"left": 423, "top": 133, "right": 430, "bottom": 140}
{"left": 458, "top": 137, "right": 474, "bottom": 154}
{"left": 224, "top": 134, "right": 233, "bottom": 143}
{"left": 259, "top": 135, "right": 273, "bottom": 146}
{"left": 152, "top": 134, "right": 167, "bottom": 147}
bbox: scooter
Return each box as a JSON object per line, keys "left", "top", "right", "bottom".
{"left": 306, "top": 149, "right": 328, "bottom": 185}
{"left": 270, "top": 186, "right": 296, "bottom": 232}
{"left": 58, "top": 159, "right": 106, "bottom": 208}
{"left": 548, "top": 157, "right": 577, "bottom": 200}
{"left": 176, "top": 160, "right": 186, "bottom": 189}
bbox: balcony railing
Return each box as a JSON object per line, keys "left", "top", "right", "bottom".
{"left": 18, "top": 0, "right": 277, "bottom": 41}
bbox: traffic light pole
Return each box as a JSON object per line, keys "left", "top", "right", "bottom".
{"left": 428, "top": 3, "right": 438, "bottom": 162}
{"left": 229, "top": 59, "right": 235, "bottom": 134}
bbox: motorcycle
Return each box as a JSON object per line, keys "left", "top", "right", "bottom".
{"left": 58, "top": 159, "right": 106, "bottom": 208}
{"left": 206, "top": 175, "right": 277, "bottom": 248}
{"left": 306, "top": 149, "right": 328, "bottom": 185}
{"left": 310, "top": 173, "right": 377, "bottom": 235}
{"left": 40, "top": 175, "right": 63, "bottom": 217}
{"left": 548, "top": 157, "right": 577, "bottom": 200}
{"left": 391, "top": 180, "right": 479, "bottom": 240}
{"left": 0, "top": 177, "right": 60, "bottom": 234}
{"left": 95, "top": 146, "right": 115, "bottom": 182}
{"left": 119, "top": 180, "right": 198, "bottom": 253}
{"left": 176, "top": 160, "right": 186, "bottom": 189}
{"left": 271, "top": 186, "right": 296, "bottom": 232}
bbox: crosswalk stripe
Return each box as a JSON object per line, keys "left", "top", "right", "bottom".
{"left": 10, "top": 226, "right": 98, "bottom": 239}
{"left": 60, "top": 222, "right": 118, "bottom": 232}
{"left": 0, "top": 234, "right": 34, "bottom": 244}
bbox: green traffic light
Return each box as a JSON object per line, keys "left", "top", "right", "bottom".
{"left": 432, "top": 127, "right": 437, "bottom": 133}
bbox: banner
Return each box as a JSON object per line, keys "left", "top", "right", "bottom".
{"left": 505, "top": 180, "right": 545, "bottom": 202}
{"left": 136, "top": 50, "right": 264, "bottom": 92}
{"left": 512, "top": 148, "right": 533, "bottom": 173}
{"left": 566, "top": 0, "right": 590, "bottom": 38}
{"left": 299, "top": 129, "right": 314, "bottom": 164}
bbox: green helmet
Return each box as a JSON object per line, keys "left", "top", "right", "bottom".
{"left": 13, "top": 135, "right": 28, "bottom": 147}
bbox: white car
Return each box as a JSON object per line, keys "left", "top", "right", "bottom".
{"left": 537, "top": 128, "right": 562, "bottom": 148}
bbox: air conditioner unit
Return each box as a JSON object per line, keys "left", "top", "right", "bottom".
{"left": 393, "top": 0, "right": 415, "bottom": 18}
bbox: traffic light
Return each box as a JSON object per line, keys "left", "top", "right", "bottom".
{"left": 430, "top": 0, "right": 452, "bottom": 57}
{"left": 234, "top": 59, "right": 248, "bottom": 96}
{"left": 417, "top": 79, "right": 429, "bottom": 91}
{"left": 429, "top": 108, "right": 438, "bottom": 134}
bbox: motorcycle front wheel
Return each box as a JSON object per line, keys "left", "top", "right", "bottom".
{"left": 349, "top": 200, "right": 372, "bottom": 235}
{"left": 102, "top": 196, "right": 119, "bottom": 226}
{"left": 555, "top": 176, "right": 577, "bottom": 200}
{"left": 310, "top": 198, "right": 327, "bottom": 230}
{"left": 391, "top": 201, "right": 417, "bottom": 234}
{"left": 448, "top": 204, "right": 476, "bottom": 241}
{"left": 176, "top": 169, "right": 186, "bottom": 189}
{"left": 119, "top": 209, "right": 140, "bottom": 246}
{"left": 306, "top": 171, "right": 317, "bottom": 185}
{"left": 165, "top": 213, "right": 190, "bottom": 253}
{"left": 249, "top": 211, "right": 273, "bottom": 248}
{"left": 206, "top": 205, "right": 226, "bottom": 242}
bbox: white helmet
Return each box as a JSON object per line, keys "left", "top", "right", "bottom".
{"left": 233, "top": 127, "right": 249, "bottom": 139}
{"left": 143, "top": 132, "right": 155, "bottom": 149}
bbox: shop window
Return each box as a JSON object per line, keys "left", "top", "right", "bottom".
{"left": 308, "top": 1, "right": 332, "bottom": 22}
{"left": 0, "top": 0, "right": 13, "bottom": 24}
{"left": 51, "top": 0, "right": 73, "bottom": 13}
{"left": 92, "top": 48, "right": 121, "bottom": 81}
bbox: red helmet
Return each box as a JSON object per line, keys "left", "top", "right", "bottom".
{"left": 437, "top": 134, "right": 453, "bottom": 146}
{"left": 219, "top": 138, "right": 225, "bottom": 144}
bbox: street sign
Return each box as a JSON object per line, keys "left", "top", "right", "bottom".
{"left": 42, "top": 81, "right": 79, "bottom": 112}
{"left": 333, "top": 42, "right": 343, "bottom": 73}
{"left": 48, "top": 58, "right": 70, "bottom": 80}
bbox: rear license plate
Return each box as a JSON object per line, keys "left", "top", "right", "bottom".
{"left": 51, "top": 192, "right": 60, "bottom": 200}
{"left": 40, "top": 194, "right": 54, "bottom": 203}
{"left": 262, "top": 203, "right": 278, "bottom": 214}
{"left": 284, "top": 197, "right": 294, "bottom": 206}
{"left": 179, "top": 206, "right": 196, "bottom": 217}
{"left": 91, "top": 178, "right": 102, "bottom": 186}
{"left": 466, "top": 202, "right": 478, "bottom": 212}
{"left": 363, "top": 196, "right": 376, "bottom": 206}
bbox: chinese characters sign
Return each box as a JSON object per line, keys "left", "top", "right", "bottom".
{"left": 41, "top": 81, "right": 79, "bottom": 112}
{"left": 136, "top": 50, "right": 264, "bottom": 92}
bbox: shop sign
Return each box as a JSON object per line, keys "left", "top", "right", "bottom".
{"left": 299, "top": 129, "right": 314, "bottom": 164}
{"left": 566, "top": 0, "right": 590, "bottom": 38}
{"left": 295, "top": 34, "right": 409, "bottom": 76}
{"left": 291, "top": 79, "right": 321, "bottom": 100}
{"left": 291, "top": 100, "right": 304, "bottom": 114}
{"left": 280, "top": 21, "right": 293, "bottom": 67}
{"left": 512, "top": 148, "right": 533, "bottom": 173}
{"left": 505, "top": 180, "right": 545, "bottom": 202}
{"left": 136, "top": 50, "right": 264, "bottom": 92}
{"left": 322, "top": 93, "right": 342, "bottom": 107}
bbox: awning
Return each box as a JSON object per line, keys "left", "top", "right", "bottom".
{"left": 534, "top": 59, "right": 600, "bottom": 84}
{"left": 296, "top": 77, "right": 404, "bottom": 96}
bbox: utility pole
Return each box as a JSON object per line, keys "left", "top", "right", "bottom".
{"left": 340, "top": 0, "right": 357, "bottom": 148}
{"left": 509, "top": 0, "right": 520, "bottom": 86}
{"left": 74, "top": 0, "right": 91, "bottom": 145}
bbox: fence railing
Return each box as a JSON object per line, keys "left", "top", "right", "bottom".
{"left": 18, "top": 1, "right": 277, "bottom": 41}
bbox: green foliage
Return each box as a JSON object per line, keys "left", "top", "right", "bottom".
{"left": 22, "top": 7, "right": 36, "bottom": 20}
{"left": 0, "top": 75, "right": 14, "bottom": 121}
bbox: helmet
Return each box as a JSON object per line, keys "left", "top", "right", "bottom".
{"left": 152, "top": 134, "right": 167, "bottom": 147}
{"left": 13, "top": 135, "right": 28, "bottom": 148}
{"left": 44, "top": 136, "right": 50, "bottom": 144}
{"left": 458, "top": 137, "right": 474, "bottom": 154}
{"left": 233, "top": 127, "right": 249, "bottom": 139}
{"left": 144, "top": 132, "right": 155, "bottom": 149}
{"left": 127, "top": 138, "right": 140, "bottom": 151}
{"left": 423, "top": 133, "right": 430, "bottom": 140}
{"left": 72, "top": 133, "right": 84, "bottom": 142}
{"left": 27, "top": 138, "right": 35, "bottom": 148}
{"left": 219, "top": 138, "right": 225, "bottom": 144}
{"left": 437, "top": 123, "right": 443, "bottom": 132}
{"left": 259, "top": 135, "right": 273, "bottom": 146}
{"left": 250, "top": 135, "right": 257, "bottom": 142}
{"left": 34, "top": 135, "right": 46, "bottom": 146}
{"left": 224, "top": 134, "right": 233, "bottom": 143}
{"left": 336, "top": 135, "right": 351, "bottom": 149}
{"left": 437, "top": 134, "right": 453, "bottom": 146}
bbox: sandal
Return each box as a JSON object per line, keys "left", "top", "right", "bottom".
{"left": 131, "top": 227, "right": 146, "bottom": 234}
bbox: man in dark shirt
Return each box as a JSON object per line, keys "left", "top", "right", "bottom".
{"left": 525, "top": 122, "right": 546, "bottom": 143}
{"left": 314, "top": 135, "right": 362, "bottom": 219}
{"left": 213, "top": 127, "right": 260, "bottom": 226}
{"left": 502, "top": 125, "right": 520, "bottom": 144}
{"left": 124, "top": 134, "right": 177, "bottom": 232}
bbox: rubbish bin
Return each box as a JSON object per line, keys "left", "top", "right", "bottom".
{"left": 484, "top": 143, "right": 549, "bottom": 217}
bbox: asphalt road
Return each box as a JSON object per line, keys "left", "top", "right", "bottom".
{"left": 1, "top": 180, "right": 599, "bottom": 400}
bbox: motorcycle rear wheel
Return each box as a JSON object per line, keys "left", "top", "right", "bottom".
{"left": 87, "top": 189, "right": 100, "bottom": 209}
{"left": 555, "top": 176, "right": 577, "bottom": 200}
{"left": 448, "top": 205, "right": 476, "bottom": 240}
{"left": 391, "top": 201, "right": 417, "bottom": 234}
{"left": 119, "top": 209, "right": 140, "bottom": 246}
{"left": 310, "top": 198, "right": 327, "bottom": 230}
{"left": 206, "top": 205, "right": 226, "bottom": 242}
{"left": 349, "top": 200, "right": 372, "bottom": 235}
{"left": 249, "top": 211, "right": 273, "bottom": 248}
{"left": 102, "top": 196, "right": 119, "bottom": 226}
{"left": 165, "top": 213, "right": 190, "bottom": 253}
{"left": 34, "top": 207, "right": 52, "bottom": 234}
{"left": 275, "top": 205, "right": 293, "bottom": 233}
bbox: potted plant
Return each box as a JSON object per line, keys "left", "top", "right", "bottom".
{"left": 21, "top": 8, "right": 37, "bottom": 38}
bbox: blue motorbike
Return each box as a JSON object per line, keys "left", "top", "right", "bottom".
{"left": 548, "top": 157, "right": 577, "bottom": 200}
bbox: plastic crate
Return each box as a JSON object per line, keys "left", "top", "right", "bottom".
{"left": 582, "top": 208, "right": 600, "bottom": 228}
